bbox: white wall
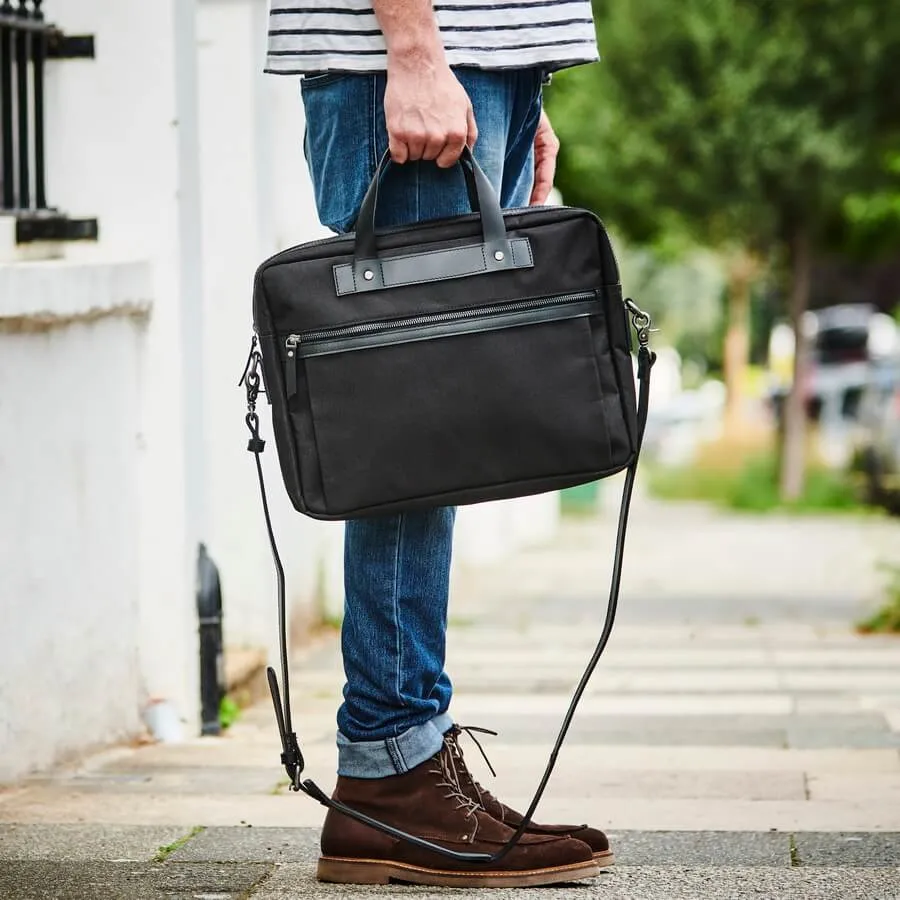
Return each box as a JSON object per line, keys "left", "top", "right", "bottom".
{"left": 0, "top": 262, "right": 151, "bottom": 782}
{"left": 44, "top": 0, "right": 205, "bottom": 733}
{"left": 195, "top": 0, "right": 339, "bottom": 656}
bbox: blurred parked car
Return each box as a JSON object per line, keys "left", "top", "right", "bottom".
{"left": 770, "top": 304, "right": 874, "bottom": 426}
{"left": 769, "top": 304, "right": 900, "bottom": 513}
{"left": 855, "top": 355, "right": 900, "bottom": 515}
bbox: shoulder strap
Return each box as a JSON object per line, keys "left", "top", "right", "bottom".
{"left": 241, "top": 300, "right": 655, "bottom": 864}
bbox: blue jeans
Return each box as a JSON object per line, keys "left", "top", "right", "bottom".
{"left": 301, "top": 67, "right": 543, "bottom": 778}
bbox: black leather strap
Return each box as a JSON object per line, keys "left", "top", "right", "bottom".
{"left": 353, "top": 148, "right": 508, "bottom": 267}
{"left": 242, "top": 312, "right": 655, "bottom": 865}
{"left": 334, "top": 236, "right": 533, "bottom": 295}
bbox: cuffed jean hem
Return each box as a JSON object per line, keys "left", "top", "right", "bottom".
{"left": 336, "top": 713, "right": 454, "bottom": 778}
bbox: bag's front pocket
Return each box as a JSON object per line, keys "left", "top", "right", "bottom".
{"left": 287, "top": 292, "right": 614, "bottom": 515}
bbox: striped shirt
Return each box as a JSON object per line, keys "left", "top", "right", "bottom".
{"left": 265, "top": 1, "right": 599, "bottom": 75}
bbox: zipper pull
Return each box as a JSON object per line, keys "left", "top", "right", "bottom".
{"left": 285, "top": 335, "right": 299, "bottom": 398}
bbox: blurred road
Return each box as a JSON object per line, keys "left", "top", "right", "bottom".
{"left": 2, "top": 491, "right": 899, "bottom": 898}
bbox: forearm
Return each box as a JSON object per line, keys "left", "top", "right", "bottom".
{"left": 371, "top": 0, "right": 474, "bottom": 166}
{"left": 371, "top": 0, "right": 446, "bottom": 69}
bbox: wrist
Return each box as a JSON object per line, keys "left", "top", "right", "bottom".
{"left": 385, "top": 32, "right": 446, "bottom": 72}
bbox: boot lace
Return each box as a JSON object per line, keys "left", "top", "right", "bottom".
{"left": 428, "top": 742, "right": 482, "bottom": 826}
{"left": 443, "top": 724, "right": 499, "bottom": 808}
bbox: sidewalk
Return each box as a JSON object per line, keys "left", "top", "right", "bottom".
{"left": 2, "top": 493, "right": 900, "bottom": 898}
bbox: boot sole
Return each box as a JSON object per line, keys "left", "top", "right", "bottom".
{"left": 317, "top": 855, "right": 601, "bottom": 887}
{"left": 594, "top": 849, "right": 615, "bottom": 867}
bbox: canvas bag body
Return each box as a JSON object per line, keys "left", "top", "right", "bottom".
{"left": 253, "top": 200, "right": 638, "bottom": 521}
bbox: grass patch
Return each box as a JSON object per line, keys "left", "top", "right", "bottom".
{"left": 153, "top": 825, "right": 205, "bottom": 862}
{"left": 648, "top": 434, "right": 865, "bottom": 515}
{"left": 857, "top": 565, "right": 900, "bottom": 634}
{"left": 789, "top": 834, "right": 801, "bottom": 867}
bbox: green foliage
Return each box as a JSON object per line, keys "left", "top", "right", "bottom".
{"left": 649, "top": 453, "right": 863, "bottom": 514}
{"left": 843, "top": 153, "right": 900, "bottom": 257}
{"left": 857, "top": 565, "right": 900, "bottom": 634}
{"left": 547, "top": 0, "right": 900, "bottom": 254}
{"left": 218, "top": 696, "right": 241, "bottom": 730}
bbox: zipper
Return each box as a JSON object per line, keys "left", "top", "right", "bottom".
{"left": 283, "top": 290, "right": 598, "bottom": 395}
{"left": 261, "top": 204, "right": 584, "bottom": 269}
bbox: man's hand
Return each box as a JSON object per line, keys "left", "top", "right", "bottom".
{"left": 384, "top": 60, "right": 477, "bottom": 168}
{"left": 373, "top": 0, "right": 476, "bottom": 168}
{"left": 530, "top": 109, "right": 560, "bottom": 205}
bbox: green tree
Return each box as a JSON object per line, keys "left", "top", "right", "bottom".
{"left": 843, "top": 152, "right": 900, "bottom": 259}
{"left": 548, "top": 0, "right": 900, "bottom": 500}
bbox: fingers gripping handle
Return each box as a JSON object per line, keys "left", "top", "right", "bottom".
{"left": 353, "top": 147, "right": 506, "bottom": 263}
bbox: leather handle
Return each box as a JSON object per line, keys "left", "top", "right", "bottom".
{"left": 353, "top": 147, "right": 508, "bottom": 263}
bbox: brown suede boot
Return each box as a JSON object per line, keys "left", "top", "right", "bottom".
{"left": 445, "top": 725, "right": 615, "bottom": 867}
{"left": 317, "top": 744, "right": 599, "bottom": 887}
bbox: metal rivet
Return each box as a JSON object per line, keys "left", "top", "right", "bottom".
{"left": 494, "top": 250, "right": 504, "bottom": 261}
{"left": 363, "top": 269, "right": 374, "bottom": 281}
{"left": 287, "top": 351, "right": 294, "bottom": 358}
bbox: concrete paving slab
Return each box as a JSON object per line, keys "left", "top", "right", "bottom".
{"left": 0, "top": 787, "right": 23, "bottom": 806}
{"left": 787, "top": 725, "right": 900, "bottom": 750}
{"left": 0, "top": 824, "right": 190, "bottom": 861}
{"left": 501, "top": 797, "right": 900, "bottom": 832}
{"left": 0, "top": 787, "right": 331, "bottom": 828}
{"left": 27, "top": 766, "right": 286, "bottom": 796}
{"left": 169, "top": 826, "right": 320, "bottom": 863}
{"left": 523, "top": 744, "right": 900, "bottom": 773}
{"left": 457, "top": 712, "right": 889, "bottom": 748}
{"left": 610, "top": 671, "right": 782, "bottom": 691}
{"left": 253, "top": 864, "right": 900, "bottom": 899}
{"left": 794, "top": 695, "right": 864, "bottom": 714}
{"left": 860, "top": 695, "right": 900, "bottom": 713}
{"left": 607, "top": 830, "right": 792, "bottom": 866}
{"left": 486, "top": 768, "right": 807, "bottom": 802}
{"left": 806, "top": 773, "right": 900, "bottom": 802}
{"left": 0, "top": 861, "right": 272, "bottom": 900}
{"left": 446, "top": 648, "right": 773, "bottom": 668}
{"left": 453, "top": 623, "right": 715, "bottom": 647}
{"left": 452, "top": 693, "right": 794, "bottom": 717}
{"left": 785, "top": 671, "right": 900, "bottom": 691}
{"left": 92, "top": 741, "right": 337, "bottom": 776}
{"left": 793, "top": 832, "right": 900, "bottom": 867}
{"left": 773, "top": 649, "right": 900, "bottom": 668}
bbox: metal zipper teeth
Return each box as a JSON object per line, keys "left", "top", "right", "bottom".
{"left": 285, "top": 291, "right": 597, "bottom": 349}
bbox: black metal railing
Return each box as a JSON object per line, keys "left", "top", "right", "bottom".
{"left": 0, "top": 0, "right": 97, "bottom": 244}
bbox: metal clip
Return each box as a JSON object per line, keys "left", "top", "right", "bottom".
{"left": 240, "top": 336, "right": 267, "bottom": 452}
{"left": 239, "top": 335, "right": 263, "bottom": 412}
{"left": 625, "top": 298, "right": 655, "bottom": 348}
